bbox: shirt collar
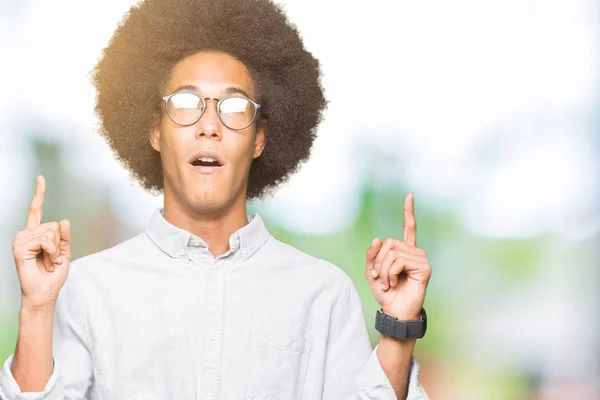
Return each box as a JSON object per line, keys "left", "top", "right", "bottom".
{"left": 144, "top": 208, "right": 270, "bottom": 261}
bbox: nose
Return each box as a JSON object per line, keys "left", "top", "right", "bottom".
{"left": 195, "top": 98, "right": 222, "bottom": 140}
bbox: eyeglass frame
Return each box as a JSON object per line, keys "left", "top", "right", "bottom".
{"left": 161, "top": 91, "right": 262, "bottom": 131}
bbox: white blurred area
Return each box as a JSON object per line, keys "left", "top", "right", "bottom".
{"left": 0, "top": 0, "right": 599, "bottom": 399}
{"left": 1, "top": 0, "right": 597, "bottom": 237}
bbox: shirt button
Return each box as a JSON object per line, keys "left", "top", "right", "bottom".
{"left": 190, "top": 237, "right": 200, "bottom": 247}
{"left": 179, "top": 248, "right": 186, "bottom": 256}
{"left": 209, "top": 331, "right": 218, "bottom": 340}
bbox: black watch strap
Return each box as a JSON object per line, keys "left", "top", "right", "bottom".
{"left": 375, "top": 308, "right": 427, "bottom": 339}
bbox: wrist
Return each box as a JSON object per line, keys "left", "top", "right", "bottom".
{"left": 376, "top": 307, "right": 427, "bottom": 340}
{"left": 379, "top": 332, "right": 417, "bottom": 346}
{"left": 381, "top": 307, "right": 421, "bottom": 321}
{"left": 20, "top": 302, "right": 56, "bottom": 320}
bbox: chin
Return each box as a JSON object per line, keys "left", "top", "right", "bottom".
{"left": 186, "top": 190, "right": 232, "bottom": 214}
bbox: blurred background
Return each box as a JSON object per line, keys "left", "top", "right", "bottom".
{"left": 1, "top": 0, "right": 599, "bottom": 398}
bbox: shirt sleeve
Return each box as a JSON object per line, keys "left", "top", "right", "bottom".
{"left": 322, "top": 276, "right": 429, "bottom": 400}
{"left": 0, "top": 269, "right": 94, "bottom": 400}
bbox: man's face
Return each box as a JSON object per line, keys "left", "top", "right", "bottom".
{"left": 150, "top": 51, "right": 265, "bottom": 214}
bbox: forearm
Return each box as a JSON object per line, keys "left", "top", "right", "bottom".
{"left": 11, "top": 305, "right": 56, "bottom": 392}
{"left": 376, "top": 335, "right": 416, "bottom": 399}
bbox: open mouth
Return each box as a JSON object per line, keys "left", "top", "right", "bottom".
{"left": 191, "top": 157, "right": 222, "bottom": 167}
{"left": 188, "top": 151, "right": 225, "bottom": 175}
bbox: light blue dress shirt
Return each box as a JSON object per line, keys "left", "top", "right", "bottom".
{"left": 0, "top": 208, "right": 429, "bottom": 399}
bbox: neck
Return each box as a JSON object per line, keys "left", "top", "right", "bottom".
{"left": 162, "top": 191, "right": 249, "bottom": 258}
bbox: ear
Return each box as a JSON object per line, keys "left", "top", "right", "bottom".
{"left": 149, "top": 117, "right": 161, "bottom": 152}
{"left": 252, "top": 120, "right": 266, "bottom": 159}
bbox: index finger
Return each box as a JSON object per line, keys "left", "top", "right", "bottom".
{"left": 26, "top": 175, "right": 46, "bottom": 229}
{"left": 403, "top": 192, "right": 416, "bottom": 247}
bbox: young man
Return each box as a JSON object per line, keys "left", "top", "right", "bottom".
{"left": 1, "top": 0, "right": 432, "bottom": 399}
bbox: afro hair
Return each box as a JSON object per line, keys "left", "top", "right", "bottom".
{"left": 92, "top": 0, "right": 326, "bottom": 199}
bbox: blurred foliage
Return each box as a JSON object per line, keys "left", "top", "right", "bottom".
{"left": 0, "top": 316, "right": 18, "bottom": 372}
{"left": 0, "top": 176, "right": 587, "bottom": 400}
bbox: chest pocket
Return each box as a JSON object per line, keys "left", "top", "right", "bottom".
{"left": 243, "top": 330, "right": 312, "bottom": 400}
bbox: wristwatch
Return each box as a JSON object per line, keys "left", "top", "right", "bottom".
{"left": 375, "top": 308, "right": 427, "bottom": 339}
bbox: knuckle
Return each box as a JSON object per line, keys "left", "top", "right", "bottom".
{"left": 50, "top": 221, "right": 60, "bottom": 232}
{"left": 383, "top": 238, "right": 394, "bottom": 247}
{"left": 379, "top": 258, "right": 387, "bottom": 269}
{"left": 42, "top": 233, "right": 51, "bottom": 243}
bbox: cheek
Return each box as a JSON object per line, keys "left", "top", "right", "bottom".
{"left": 239, "top": 130, "right": 259, "bottom": 158}
{"left": 233, "top": 139, "right": 258, "bottom": 176}
{"left": 160, "top": 126, "right": 192, "bottom": 164}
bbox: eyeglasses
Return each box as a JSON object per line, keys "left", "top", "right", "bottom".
{"left": 161, "top": 92, "right": 261, "bottom": 130}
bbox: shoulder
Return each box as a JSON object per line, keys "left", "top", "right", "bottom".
{"left": 59, "top": 232, "right": 152, "bottom": 307}
{"left": 260, "top": 236, "right": 354, "bottom": 290}
{"left": 67, "top": 232, "right": 151, "bottom": 281}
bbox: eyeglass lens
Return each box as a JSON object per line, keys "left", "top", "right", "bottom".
{"left": 166, "top": 92, "right": 256, "bottom": 129}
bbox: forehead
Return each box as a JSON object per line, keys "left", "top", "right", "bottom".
{"left": 166, "top": 51, "right": 255, "bottom": 97}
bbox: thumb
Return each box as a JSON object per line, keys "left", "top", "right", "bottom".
{"left": 59, "top": 219, "right": 71, "bottom": 242}
{"left": 48, "top": 220, "right": 71, "bottom": 273}
{"left": 59, "top": 219, "right": 71, "bottom": 255}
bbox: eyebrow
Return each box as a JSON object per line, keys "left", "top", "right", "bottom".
{"left": 171, "top": 84, "right": 251, "bottom": 99}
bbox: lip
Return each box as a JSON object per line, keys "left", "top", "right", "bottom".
{"left": 188, "top": 149, "right": 225, "bottom": 175}
{"left": 188, "top": 149, "right": 226, "bottom": 166}
{"left": 189, "top": 164, "right": 222, "bottom": 175}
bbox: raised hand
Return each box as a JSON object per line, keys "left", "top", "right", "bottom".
{"left": 12, "top": 176, "right": 72, "bottom": 313}
{"left": 365, "top": 193, "right": 431, "bottom": 320}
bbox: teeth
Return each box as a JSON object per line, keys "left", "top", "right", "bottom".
{"left": 198, "top": 157, "right": 216, "bottom": 162}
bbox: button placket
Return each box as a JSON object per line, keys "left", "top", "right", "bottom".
{"left": 200, "top": 258, "right": 227, "bottom": 397}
